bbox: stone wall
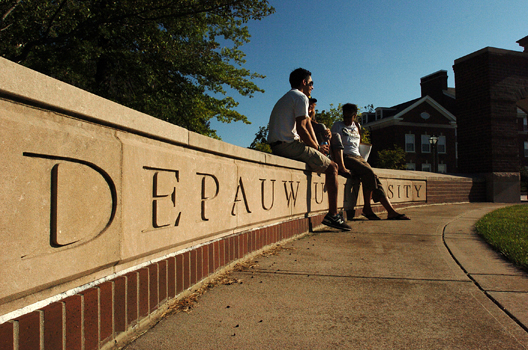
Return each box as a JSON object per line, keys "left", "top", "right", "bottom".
{"left": 0, "top": 58, "right": 485, "bottom": 350}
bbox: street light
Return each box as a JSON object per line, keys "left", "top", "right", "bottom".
{"left": 429, "top": 135, "right": 438, "bottom": 173}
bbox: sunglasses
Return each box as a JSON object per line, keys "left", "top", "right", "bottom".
{"left": 307, "top": 81, "right": 314, "bottom": 87}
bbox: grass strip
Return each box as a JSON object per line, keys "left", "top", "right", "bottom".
{"left": 475, "top": 205, "right": 528, "bottom": 271}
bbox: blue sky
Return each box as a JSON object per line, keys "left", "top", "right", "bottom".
{"left": 210, "top": 0, "right": 528, "bottom": 148}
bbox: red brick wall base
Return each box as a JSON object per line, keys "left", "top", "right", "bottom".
{"left": 0, "top": 216, "right": 318, "bottom": 350}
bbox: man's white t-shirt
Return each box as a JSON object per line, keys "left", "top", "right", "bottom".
{"left": 267, "top": 89, "right": 309, "bottom": 143}
{"left": 331, "top": 120, "right": 361, "bottom": 157}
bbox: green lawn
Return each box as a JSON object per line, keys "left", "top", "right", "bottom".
{"left": 475, "top": 205, "right": 528, "bottom": 271}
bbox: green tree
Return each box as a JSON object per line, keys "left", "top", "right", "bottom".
{"left": 376, "top": 144, "right": 407, "bottom": 170}
{"left": 0, "top": 0, "right": 274, "bottom": 138}
{"left": 314, "top": 103, "right": 341, "bottom": 129}
{"left": 248, "top": 125, "right": 271, "bottom": 153}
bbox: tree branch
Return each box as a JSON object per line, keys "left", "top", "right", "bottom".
{"left": 1, "top": 0, "right": 22, "bottom": 31}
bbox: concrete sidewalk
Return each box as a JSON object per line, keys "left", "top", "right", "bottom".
{"left": 124, "top": 203, "right": 528, "bottom": 349}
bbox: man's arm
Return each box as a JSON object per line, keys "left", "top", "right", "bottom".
{"left": 296, "top": 116, "right": 329, "bottom": 153}
{"left": 307, "top": 119, "right": 319, "bottom": 146}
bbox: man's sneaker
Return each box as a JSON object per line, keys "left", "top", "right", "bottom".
{"left": 322, "top": 213, "right": 351, "bottom": 231}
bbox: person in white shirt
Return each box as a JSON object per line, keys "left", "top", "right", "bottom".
{"left": 268, "top": 68, "right": 351, "bottom": 230}
{"left": 331, "top": 103, "right": 410, "bottom": 220}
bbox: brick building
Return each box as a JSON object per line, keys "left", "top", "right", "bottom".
{"left": 361, "top": 70, "right": 458, "bottom": 173}
{"left": 453, "top": 36, "right": 528, "bottom": 201}
{"left": 362, "top": 37, "right": 528, "bottom": 181}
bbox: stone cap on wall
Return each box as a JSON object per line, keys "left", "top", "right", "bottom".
{"left": 0, "top": 57, "right": 308, "bottom": 171}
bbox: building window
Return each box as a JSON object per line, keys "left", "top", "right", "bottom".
{"left": 421, "top": 134, "right": 431, "bottom": 153}
{"left": 406, "top": 163, "right": 416, "bottom": 170}
{"left": 438, "top": 163, "right": 447, "bottom": 173}
{"left": 405, "top": 134, "right": 415, "bottom": 153}
{"left": 422, "top": 163, "right": 432, "bottom": 172}
{"left": 525, "top": 141, "right": 528, "bottom": 157}
{"left": 437, "top": 136, "right": 446, "bottom": 154}
{"left": 524, "top": 117, "right": 527, "bottom": 132}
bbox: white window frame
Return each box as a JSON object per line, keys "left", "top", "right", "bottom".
{"left": 421, "top": 135, "right": 431, "bottom": 153}
{"left": 405, "top": 134, "right": 415, "bottom": 153}
{"left": 437, "top": 136, "right": 446, "bottom": 154}
{"left": 406, "top": 163, "right": 416, "bottom": 171}
{"left": 438, "top": 163, "right": 447, "bottom": 173}
{"left": 421, "top": 163, "right": 432, "bottom": 172}
{"left": 524, "top": 141, "right": 528, "bottom": 157}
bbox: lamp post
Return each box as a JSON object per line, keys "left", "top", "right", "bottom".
{"left": 429, "top": 135, "right": 438, "bottom": 173}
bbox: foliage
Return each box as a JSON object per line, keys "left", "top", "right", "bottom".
{"left": 0, "top": 0, "right": 274, "bottom": 138}
{"left": 359, "top": 126, "right": 371, "bottom": 144}
{"left": 376, "top": 144, "right": 407, "bottom": 170}
{"left": 475, "top": 205, "right": 528, "bottom": 271}
{"left": 314, "top": 103, "right": 342, "bottom": 130}
{"left": 248, "top": 125, "right": 271, "bottom": 153}
{"left": 362, "top": 104, "right": 375, "bottom": 113}
{"left": 357, "top": 105, "right": 372, "bottom": 144}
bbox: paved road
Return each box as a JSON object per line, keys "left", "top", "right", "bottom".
{"left": 124, "top": 203, "right": 528, "bottom": 349}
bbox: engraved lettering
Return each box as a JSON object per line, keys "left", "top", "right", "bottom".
{"left": 404, "top": 185, "right": 411, "bottom": 198}
{"left": 387, "top": 184, "right": 394, "bottom": 199}
{"left": 260, "top": 179, "right": 275, "bottom": 211}
{"left": 414, "top": 184, "right": 422, "bottom": 198}
{"left": 23, "top": 153, "right": 117, "bottom": 249}
{"left": 232, "top": 177, "right": 251, "bottom": 216}
{"left": 314, "top": 182, "right": 325, "bottom": 204}
{"left": 197, "top": 172, "right": 219, "bottom": 221}
{"left": 283, "top": 181, "right": 300, "bottom": 207}
{"left": 145, "top": 168, "right": 181, "bottom": 228}
{"left": 397, "top": 185, "right": 401, "bottom": 198}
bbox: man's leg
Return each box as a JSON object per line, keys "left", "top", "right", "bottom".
{"left": 345, "top": 156, "right": 409, "bottom": 220}
{"left": 324, "top": 161, "right": 339, "bottom": 215}
{"left": 273, "top": 141, "right": 351, "bottom": 229}
{"left": 321, "top": 160, "right": 351, "bottom": 230}
{"left": 332, "top": 148, "right": 352, "bottom": 176}
{"left": 343, "top": 155, "right": 382, "bottom": 218}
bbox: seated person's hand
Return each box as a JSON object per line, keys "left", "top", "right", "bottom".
{"left": 324, "top": 129, "right": 332, "bottom": 140}
{"left": 318, "top": 143, "right": 330, "bottom": 154}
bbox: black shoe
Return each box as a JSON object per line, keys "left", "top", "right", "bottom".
{"left": 362, "top": 212, "right": 381, "bottom": 220}
{"left": 322, "top": 213, "right": 351, "bottom": 231}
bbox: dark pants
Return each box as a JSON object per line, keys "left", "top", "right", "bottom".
{"left": 343, "top": 154, "right": 385, "bottom": 203}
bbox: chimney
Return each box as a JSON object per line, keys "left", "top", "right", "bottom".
{"left": 420, "top": 70, "right": 448, "bottom": 102}
{"left": 517, "top": 35, "right": 528, "bottom": 52}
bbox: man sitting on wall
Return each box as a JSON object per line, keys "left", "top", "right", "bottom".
{"left": 331, "top": 103, "right": 410, "bottom": 220}
{"left": 267, "top": 68, "right": 351, "bottom": 231}
{"left": 309, "top": 97, "right": 352, "bottom": 178}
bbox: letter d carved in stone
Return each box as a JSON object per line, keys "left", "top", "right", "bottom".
{"left": 24, "top": 153, "right": 117, "bottom": 248}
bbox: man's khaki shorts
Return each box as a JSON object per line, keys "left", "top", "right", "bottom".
{"left": 272, "top": 140, "right": 331, "bottom": 173}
